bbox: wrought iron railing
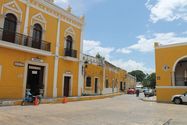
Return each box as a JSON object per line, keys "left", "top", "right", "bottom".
{"left": 0, "top": 28, "right": 51, "bottom": 51}
{"left": 64, "top": 48, "right": 77, "bottom": 58}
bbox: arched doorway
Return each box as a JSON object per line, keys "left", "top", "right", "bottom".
{"left": 2, "top": 13, "right": 17, "bottom": 43}
{"left": 32, "top": 23, "right": 42, "bottom": 49}
{"left": 174, "top": 57, "right": 187, "bottom": 86}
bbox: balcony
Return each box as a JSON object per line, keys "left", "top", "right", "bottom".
{"left": 0, "top": 28, "right": 51, "bottom": 52}
{"left": 64, "top": 48, "right": 77, "bottom": 58}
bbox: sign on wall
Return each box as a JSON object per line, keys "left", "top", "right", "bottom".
{"left": 14, "top": 61, "right": 25, "bottom": 67}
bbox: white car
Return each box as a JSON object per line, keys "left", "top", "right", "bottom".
{"left": 171, "top": 92, "right": 187, "bottom": 104}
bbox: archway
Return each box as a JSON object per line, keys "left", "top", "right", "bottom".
{"left": 174, "top": 57, "right": 187, "bottom": 86}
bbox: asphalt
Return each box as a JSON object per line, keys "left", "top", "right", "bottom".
{"left": 0, "top": 94, "right": 186, "bottom": 125}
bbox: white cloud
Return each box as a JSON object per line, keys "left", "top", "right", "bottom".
{"left": 110, "top": 59, "right": 154, "bottom": 73}
{"left": 54, "top": 0, "right": 105, "bottom": 15}
{"left": 116, "top": 48, "right": 131, "bottom": 54}
{"left": 83, "top": 40, "right": 154, "bottom": 73}
{"left": 146, "top": 0, "right": 187, "bottom": 23}
{"left": 117, "top": 32, "right": 187, "bottom": 53}
{"left": 83, "top": 40, "right": 114, "bottom": 60}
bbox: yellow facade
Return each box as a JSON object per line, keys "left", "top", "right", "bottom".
{"left": 83, "top": 55, "right": 127, "bottom": 95}
{"left": 155, "top": 42, "right": 187, "bottom": 102}
{"left": 0, "top": 0, "right": 84, "bottom": 99}
{"left": 125, "top": 74, "right": 136, "bottom": 92}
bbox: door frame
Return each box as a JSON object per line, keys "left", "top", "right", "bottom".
{"left": 62, "top": 73, "right": 73, "bottom": 97}
{"left": 94, "top": 77, "right": 99, "bottom": 94}
{"left": 23, "top": 61, "right": 48, "bottom": 98}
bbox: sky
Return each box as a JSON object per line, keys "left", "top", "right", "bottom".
{"left": 54, "top": 0, "right": 187, "bottom": 73}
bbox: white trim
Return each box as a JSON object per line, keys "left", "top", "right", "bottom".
{"left": 61, "top": 56, "right": 79, "bottom": 62}
{"left": 26, "top": 0, "right": 83, "bottom": 29}
{"left": 62, "top": 73, "right": 73, "bottom": 97}
{"left": 23, "top": 1, "right": 30, "bottom": 35}
{"left": 172, "top": 55, "right": 187, "bottom": 85}
{"left": 23, "top": 61, "right": 48, "bottom": 98}
{"left": 2, "top": 0, "right": 22, "bottom": 22}
{"left": 156, "top": 42, "right": 187, "bottom": 49}
{"left": 3, "top": 1, "right": 22, "bottom": 14}
{"left": 64, "top": 27, "right": 76, "bottom": 49}
{"left": 156, "top": 86, "right": 187, "bottom": 89}
{"left": 31, "top": 13, "right": 47, "bottom": 30}
{"left": 32, "top": 13, "right": 47, "bottom": 24}
{"left": 78, "top": 26, "right": 84, "bottom": 96}
{"left": 53, "top": 17, "right": 61, "bottom": 97}
{"left": 0, "top": 40, "right": 52, "bottom": 56}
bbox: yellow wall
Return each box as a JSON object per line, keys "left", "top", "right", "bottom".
{"left": 84, "top": 64, "right": 103, "bottom": 94}
{"left": 0, "top": 0, "right": 82, "bottom": 99}
{"left": 157, "top": 88, "right": 187, "bottom": 102}
{"left": 155, "top": 43, "right": 187, "bottom": 102}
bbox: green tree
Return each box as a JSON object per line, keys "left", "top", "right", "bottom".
{"left": 129, "top": 70, "right": 146, "bottom": 82}
{"left": 143, "top": 73, "right": 156, "bottom": 88}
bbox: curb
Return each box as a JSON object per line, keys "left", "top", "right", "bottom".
{"left": 0, "top": 93, "right": 122, "bottom": 107}
{"left": 139, "top": 98, "right": 156, "bottom": 102}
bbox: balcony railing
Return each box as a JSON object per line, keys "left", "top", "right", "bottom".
{"left": 0, "top": 28, "right": 51, "bottom": 51}
{"left": 64, "top": 48, "right": 77, "bottom": 58}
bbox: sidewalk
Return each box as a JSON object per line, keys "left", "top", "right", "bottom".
{"left": 139, "top": 93, "right": 156, "bottom": 102}
{"left": 0, "top": 92, "right": 122, "bottom": 107}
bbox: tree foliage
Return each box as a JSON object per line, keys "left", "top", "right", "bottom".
{"left": 129, "top": 70, "right": 146, "bottom": 82}
{"left": 143, "top": 73, "right": 156, "bottom": 88}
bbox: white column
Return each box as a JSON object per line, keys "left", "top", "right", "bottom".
{"left": 53, "top": 16, "right": 61, "bottom": 97}
{"left": 78, "top": 24, "right": 85, "bottom": 96}
{"left": 102, "top": 63, "right": 106, "bottom": 94}
{"left": 23, "top": 1, "right": 30, "bottom": 35}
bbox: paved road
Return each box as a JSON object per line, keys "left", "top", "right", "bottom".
{"left": 0, "top": 95, "right": 186, "bottom": 125}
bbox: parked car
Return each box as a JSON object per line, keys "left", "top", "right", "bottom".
{"left": 127, "top": 88, "right": 136, "bottom": 94}
{"left": 144, "top": 89, "right": 155, "bottom": 97}
{"left": 172, "top": 92, "right": 187, "bottom": 104}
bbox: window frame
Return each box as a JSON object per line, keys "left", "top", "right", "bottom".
{"left": 86, "top": 76, "right": 92, "bottom": 87}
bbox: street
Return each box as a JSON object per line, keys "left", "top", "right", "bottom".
{"left": 0, "top": 94, "right": 186, "bottom": 125}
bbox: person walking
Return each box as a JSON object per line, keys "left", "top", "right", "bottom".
{"left": 136, "top": 89, "right": 140, "bottom": 97}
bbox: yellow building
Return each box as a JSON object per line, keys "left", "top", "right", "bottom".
{"left": 155, "top": 42, "right": 187, "bottom": 102}
{"left": 0, "top": 0, "right": 84, "bottom": 99}
{"left": 82, "top": 54, "right": 127, "bottom": 95}
{"left": 125, "top": 74, "right": 136, "bottom": 92}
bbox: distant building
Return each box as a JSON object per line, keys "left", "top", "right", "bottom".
{"left": 124, "top": 74, "right": 137, "bottom": 92}
{"left": 82, "top": 54, "right": 127, "bottom": 95}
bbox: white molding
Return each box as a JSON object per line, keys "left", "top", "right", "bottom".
{"left": 0, "top": 40, "right": 52, "bottom": 56}
{"left": 156, "top": 42, "right": 187, "bottom": 49}
{"left": 64, "top": 27, "right": 76, "bottom": 49}
{"left": 53, "top": 17, "right": 61, "bottom": 98}
{"left": 156, "top": 86, "right": 187, "bottom": 89}
{"left": 23, "top": 1, "right": 30, "bottom": 35}
{"left": 31, "top": 13, "right": 47, "bottom": 30}
{"left": 78, "top": 27, "right": 84, "bottom": 96}
{"left": 2, "top": 0, "right": 23, "bottom": 22}
{"left": 25, "top": 0, "right": 83, "bottom": 29}
{"left": 32, "top": 13, "right": 47, "bottom": 24}
{"left": 3, "top": 0, "right": 22, "bottom": 14}
{"left": 23, "top": 61, "right": 49, "bottom": 98}
{"left": 62, "top": 73, "right": 73, "bottom": 97}
{"left": 61, "top": 56, "right": 79, "bottom": 62}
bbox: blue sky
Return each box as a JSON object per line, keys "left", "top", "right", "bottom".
{"left": 54, "top": 0, "right": 187, "bottom": 73}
